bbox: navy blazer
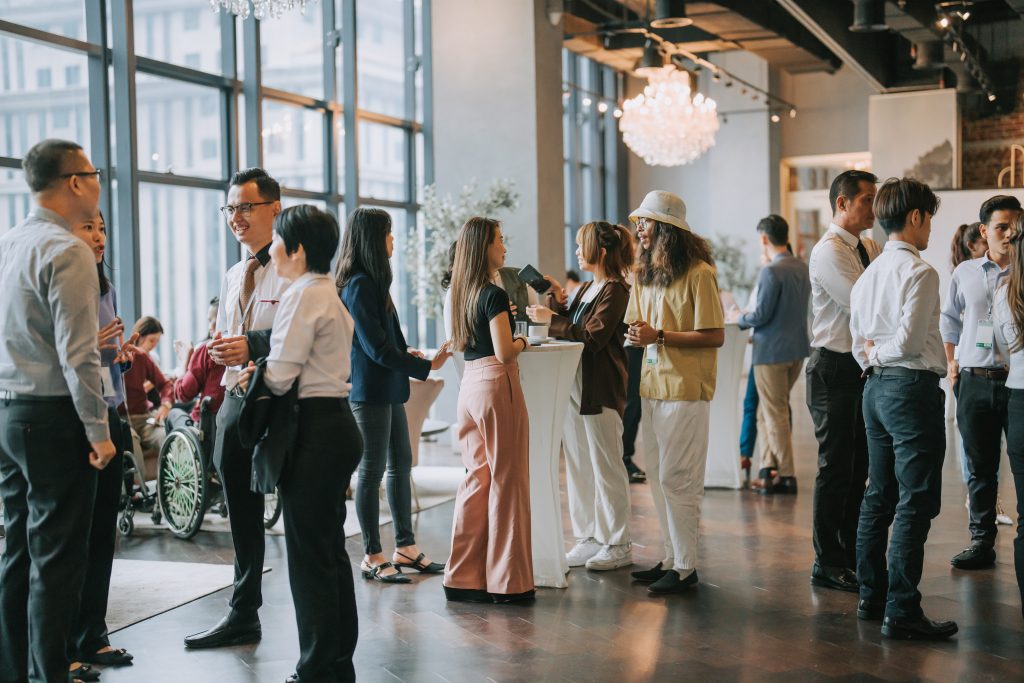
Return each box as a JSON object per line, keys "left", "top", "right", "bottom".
{"left": 341, "top": 271, "right": 430, "bottom": 404}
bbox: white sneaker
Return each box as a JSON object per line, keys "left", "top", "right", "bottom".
{"left": 585, "top": 544, "right": 633, "bottom": 571}
{"left": 566, "top": 538, "right": 602, "bottom": 567}
{"left": 997, "top": 498, "right": 1013, "bottom": 526}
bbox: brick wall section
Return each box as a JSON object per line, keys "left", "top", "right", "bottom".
{"left": 962, "top": 70, "right": 1024, "bottom": 189}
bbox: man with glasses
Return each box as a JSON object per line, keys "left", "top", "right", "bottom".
{"left": 0, "top": 138, "right": 116, "bottom": 682}
{"left": 184, "top": 168, "right": 289, "bottom": 649}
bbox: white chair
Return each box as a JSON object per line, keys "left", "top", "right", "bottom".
{"left": 403, "top": 377, "right": 446, "bottom": 511}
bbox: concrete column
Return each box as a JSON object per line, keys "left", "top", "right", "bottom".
{"left": 431, "top": 0, "right": 565, "bottom": 276}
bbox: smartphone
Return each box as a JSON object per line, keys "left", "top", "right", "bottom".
{"left": 517, "top": 264, "right": 551, "bottom": 294}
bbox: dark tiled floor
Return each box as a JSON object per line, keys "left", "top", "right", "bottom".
{"left": 5, "top": 385, "right": 1024, "bottom": 682}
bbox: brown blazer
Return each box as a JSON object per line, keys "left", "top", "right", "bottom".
{"left": 547, "top": 280, "right": 629, "bottom": 417}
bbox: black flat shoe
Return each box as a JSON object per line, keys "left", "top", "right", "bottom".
{"left": 444, "top": 586, "right": 492, "bottom": 603}
{"left": 857, "top": 600, "right": 884, "bottom": 621}
{"left": 491, "top": 589, "right": 536, "bottom": 604}
{"left": 950, "top": 544, "right": 996, "bottom": 570}
{"left": 881, "top": 615, "right": 958, "bottom": 640}
{"left": 394, "top": 551, "right": 445, "bottom": 574}
{"left": 648, "top": 569, "right": 699, "bottom": 594}
{"left": 361, "top": 560, "right": 412, "bottom": 584}
{"left": 810, "top": 563, "right": 859, "bottom": 593}
{"left": 183, "top": 611, "right": 261, "bottom": 649}
{"left": 774, "top": 477, "right": 798, "bottom": 494}
{"left": 68, "top": 665, "right": 100, "bottom": 682}
{"left": 286, "top": 674, "right": 299, "bottom": 683}
{"left": 630, "top": 561, "right": 668, "bottom": 584}
{"left": 79, "top": 648, "right": 133, "bottom": 667}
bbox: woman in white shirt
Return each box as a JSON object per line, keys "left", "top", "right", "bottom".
{"left": 244, "top": 205, "right": 361, "bottom": 682}
{"left": 994, "top": 212, "right": 1024, "bottom": 619}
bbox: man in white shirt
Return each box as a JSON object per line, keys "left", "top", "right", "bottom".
{"left": 806, "top": 170, "right": 880, "bottom": 593}
{"left": 184, "top": 168, "right": 290, "bottom": 649}
{"left": 849, "top": 177, "right": 956, "bottom": 641}
{"left": 941, "top": 195, "right": 1021, "bottom": 570}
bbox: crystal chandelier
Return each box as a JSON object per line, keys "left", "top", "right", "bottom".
{"left": 619, "top": 65, "right": 719, "bottom": 167}
{"left": 210, "top": 0, "right": 316, "bottom": 20}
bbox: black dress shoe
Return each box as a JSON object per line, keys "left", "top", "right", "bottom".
{"left": 774, "top": 477, "right": 798, "bottom": 494}
{"left": 443, "top": 586, "right": 492, "bottom": 603}
{"left": 950, "top": 544, "right": 996, "bottom": 570}
{"left": 630, "top": 562, "right": 668, "bottom": 584}
{"left": 491, "top": 589, "right": 536, "bottom": 604}
{"left": 857, "top": 600, "right": 884, "bottom": 621}
{"left": 184, "top": 611, "right": 261, "bottom": 649}
{"left": 648, "top": 569, "right": 699, "bottom": 594}
{"left": 810, "top": 563, "right": 859, "bottom": 593}
{"left": 881, "top": 615, "right": 958, "bottom": 640}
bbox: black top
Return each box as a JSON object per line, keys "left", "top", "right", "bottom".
{"left": 464, "top": 284, "right": 514, "bottom": 361}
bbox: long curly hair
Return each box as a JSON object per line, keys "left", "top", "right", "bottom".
{"left": 1006, "top": 212, "right": 1024, "bottom": 353}
{"left": 635, "top": 220, "right": 714, "bottom": 287}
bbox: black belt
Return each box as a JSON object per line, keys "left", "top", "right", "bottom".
{"left": 866, "top": 366, "right": 941, "bottom": 380}
{"left": 963, "top": 367, "right": 1008, "bottom": 381}
{"left": 0, "top": 391, "right": 74, "bottom": 404}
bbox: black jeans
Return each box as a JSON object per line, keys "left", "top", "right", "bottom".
{"left": 351, "top": 401, "right": 415, "bottom": 555}
{"left": 955, "top": 371, "right": 1010, "bottom": 547}
{"left": 806, "top": 348, "right": 869, "bottom": 569}
{"left": 856, "top": 370, "right": 945, "bottom": 620}
{"left": 1007, "top": 389, "right": 1024, "bottom": 619}
{"left": 621, "top": 345, "right": 643, "bottom": 459}
{"left": 0, "top": 398, "right": 97, "bottom": 683}
{"left": 213, "top": 393, "right": 266, "bottom": 613}
{"left": 69, "top": 406, "right": 128, "bottom": 658}
{"left": 280, "top": 397, "right": 362, "bottom": 682}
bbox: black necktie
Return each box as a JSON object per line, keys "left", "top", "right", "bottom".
{"left": 856, "top": 240, "right": 870, "bottom": 269}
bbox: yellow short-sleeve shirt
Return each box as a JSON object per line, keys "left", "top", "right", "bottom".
{"left": 625, "top": 261, "right": 724, "bottom": 401}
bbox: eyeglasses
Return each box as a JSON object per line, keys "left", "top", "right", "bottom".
{"left": 59, "top": 169, "right": 102, "bottom": 182}
{"left": 219, "top": 201, "right": 275, "bottom": 219}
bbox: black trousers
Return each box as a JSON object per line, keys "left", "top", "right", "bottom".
{"left": 955, "top": 371, "right": 1010, "bottom": 547}
{"left": 621, "top": 345, "right": 644, "bottom": 459}
{"left": 213, "top": 393, "right": 266, "bottom": 613}
{"left": 1006, "top": 389, "right": 1024, "bottom": 618}
{"left": 69, "top": 406, "right": 128, "bottom": 658}
{"left": 806, "top": 348, "right": 869, "bottom": 569}
{"left": 280, "top": 397, "right": 362, "bottom": 682}
{"left": 0, "top": 398, "right": 97, "bottom": 683}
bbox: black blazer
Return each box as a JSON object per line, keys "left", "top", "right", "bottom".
{"left": 340, "top": 271, "right": 430, "bottom": 404}
{"left": 237, "top": 359, "right": 298, "bottom": 494}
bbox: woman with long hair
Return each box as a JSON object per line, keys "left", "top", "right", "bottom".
{"left": 67, "top": 212, "right": 136, "bottom": 678}
{"left": 527, "top": 221, "right": 636, "bottom": 571}
{"left": 337, "top": 207, "right": 450, "bottom": 583}
{"left": 995, "top": 211, "right": 1024, "bottom": 618}
{"left": 624, "top": 191, "right": 724, "bottom": 595}
{"left": 950, "top": 222, "right": 986, "bottom": 270}
{"left": 444, "top": 217, "right": 533, "bottom": 603}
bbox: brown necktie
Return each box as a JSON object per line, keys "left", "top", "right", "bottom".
{"left": 239, "top": 257, "right": 260, "bottom": 332}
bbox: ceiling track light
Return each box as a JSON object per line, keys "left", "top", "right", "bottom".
{"left": 849, "top": 0, "right": 888, "bottom": 33}
{"left": 650, "top": 0, "right": 693, "bottom": 29}
{"left": 634, "top": 40, "right": 665, "bottom": 78}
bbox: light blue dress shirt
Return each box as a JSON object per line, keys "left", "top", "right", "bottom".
{"left": 940, "top": 254, "right": 1009, "bottom": 369}
{"left": 738, "top": 252, "right": 811, "bottom": 365}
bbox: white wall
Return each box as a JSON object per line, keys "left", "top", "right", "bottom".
{"left": 779, "top": 64, "right": 875, "bottom": 159}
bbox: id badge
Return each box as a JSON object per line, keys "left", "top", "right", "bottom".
{"left": 646, "top": 343, "right": 659, "bottom": 365}
{"left": 975, "top": 319, "right": 994, "bottom": 349}
{"left": 99, "top": 367, "right": 116, "bottom": 398}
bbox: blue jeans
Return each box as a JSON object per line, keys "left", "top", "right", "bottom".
{"left": 856, "top": 370, "right": 945, "bottom": 620}
{"left": 739, "top": 365, "right": 759, "bottom": 458}
{"left": 351, "top": 402, "right": 415, "bottom": 555}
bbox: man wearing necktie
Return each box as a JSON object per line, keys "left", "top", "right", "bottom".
{"left": 805, "top": 170, "right": 881, "bottom": 593}
{"left": 184, "top": 168, "right": 289, "bottom": 649}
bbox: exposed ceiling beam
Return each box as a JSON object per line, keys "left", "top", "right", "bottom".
{"left": 601, "top": 24, "right": 724, "bottom": 49}
{"left": 711, "top": 0, "right": 842, "bottom": 70}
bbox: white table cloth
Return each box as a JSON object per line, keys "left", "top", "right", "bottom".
{"left": 705, "top": 323, "right": 746, "bottom": 489}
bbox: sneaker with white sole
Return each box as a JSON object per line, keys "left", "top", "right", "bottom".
{"left": 997, "top": 498, "right": 1012, "bottom": 526}
{"left": 566, "top": 538, "right": 602, "bottom": 567}
{"left": 585, "top": 544, "right": 633, "bottom": 571}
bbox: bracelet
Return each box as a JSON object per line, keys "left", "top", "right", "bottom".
{"left": 516, "top": 337, "right": 528, "bottom": 350}
{"left": 656, "top": 329, "right": 665, "bottom": 347}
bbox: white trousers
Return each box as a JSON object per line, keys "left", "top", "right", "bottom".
{"left": 562, "top": 367, "right": 631, "bottom": 546}
{"left": 640, "top": 398, "right": 710, "bottom": 572}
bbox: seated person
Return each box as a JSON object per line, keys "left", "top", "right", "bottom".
{"left": 167, "top": 298, "right": 226, "bottom": 433}
{"left": 120, "top": 316, "right": 173, "bottom": 476}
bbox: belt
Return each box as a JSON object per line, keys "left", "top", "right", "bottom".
{"left": 866, "top": 366, "right": 941, "bottom": 380}
{"left": 963, "top": 367, "right": 1009, "bottom": 381}
{"left": 0, "top": 391, "right": 74, "bottom": 404}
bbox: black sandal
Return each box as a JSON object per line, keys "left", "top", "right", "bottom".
{"left": 360, "top": 560, "right": 411, "bottom": 584}
{"left": 394, "top": 551, "right": 445, "bottom": 574}
{"left": 68, "top": 664, "right": 100, "bottom": 682}
{"left": 81, "top": 647, "right": 134, "bottom": 666}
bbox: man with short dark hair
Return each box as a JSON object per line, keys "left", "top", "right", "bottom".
{"left": 184, "top": 167, "right": 289, "bottom": 649}
{"left": 850, "top": 177, "right": 956, "bottom": 641}
{"left": 942, "top": 194, "right": 1022, "bottom": 570}
{"left": 806, "top": 169, "right": 880, "bottom": 593}
{"left": 0, "top": 138, "right": 117, "bottom": 682}
{"left": 738, "top": 214, "right": 810, "bottom": 495}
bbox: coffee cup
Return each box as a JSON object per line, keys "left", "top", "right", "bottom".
{"left": 528, "top": 323, "right": 549, "bottom": 342}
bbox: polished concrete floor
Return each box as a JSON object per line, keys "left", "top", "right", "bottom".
{"left": 6, "top": 381, "right": 1024, "bottom": 682}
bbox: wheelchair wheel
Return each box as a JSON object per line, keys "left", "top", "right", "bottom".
{"left": 118, "top": 511, "right": 134, "bottom": 536}
{"left": 157, "top": 429, "right": 208, "bottom": 540}
{"left": 263, "top": 488, "right": 282, "bottom": 529}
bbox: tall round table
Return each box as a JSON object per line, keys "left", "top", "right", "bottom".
{"left": 705, "top": 323, "right": 746, "bottom": 489}
{"left": 453, "top": 340, "right": 584, "bottom": 588}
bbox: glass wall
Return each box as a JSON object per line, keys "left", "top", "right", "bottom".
{"left": 0, "top": 0, "right": 432, "bottom": 365}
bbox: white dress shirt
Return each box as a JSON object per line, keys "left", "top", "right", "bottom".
{"left": 264, "top": 272, "right": 354, "bottom": 399}
{"left": 939, "top": 255, "right": 1009, "bottom": 369}
{"left": 808, "top": 223, "right": 881, "bottom": 353}
{"left": 993, "top": 286, "right": 1024, "bottom": 390}
{"left": 216, "top": 244, "right": 290, "bottom": 389}
{"left": 850, "top": 241, "right": 946, "bottom": 375}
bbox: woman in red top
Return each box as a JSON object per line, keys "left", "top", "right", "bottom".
{"left": 120, "top": 316, "right": 173, "bottom": 468}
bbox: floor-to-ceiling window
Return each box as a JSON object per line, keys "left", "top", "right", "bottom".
{"left": 0, "top": 0, "right": 431, "bottom": 364}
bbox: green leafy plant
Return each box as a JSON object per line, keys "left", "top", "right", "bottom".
{"left": 405, "top": 179, "right": 520, "bottom": 317}
{"left": 707, "top": 233, "right": 756, "bottom": 301}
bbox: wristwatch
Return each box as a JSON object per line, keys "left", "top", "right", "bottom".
{"left": 656, "top": 329, "right": 665, "bottom": 347}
